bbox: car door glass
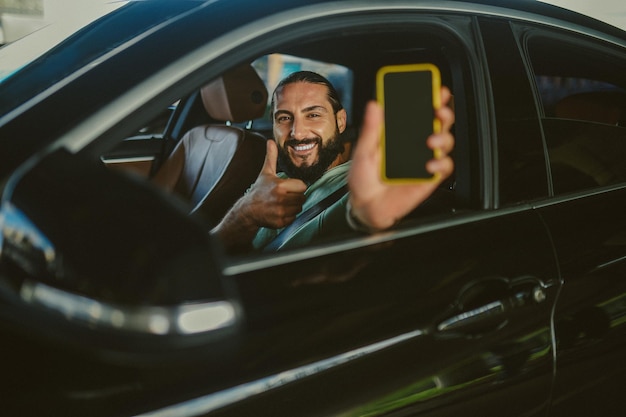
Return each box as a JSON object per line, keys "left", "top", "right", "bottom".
{"left": 528, "top": 35, "right": 626, "bottom": 195}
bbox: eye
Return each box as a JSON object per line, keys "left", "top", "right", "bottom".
{"left": 276, "top": 115, "right": 292, "bottom": 124}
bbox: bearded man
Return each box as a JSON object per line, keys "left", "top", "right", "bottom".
{"left": 212, "top": 71, "right": 455, "bottom": 253}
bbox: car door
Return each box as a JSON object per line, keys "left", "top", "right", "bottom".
{"left": 219, "top": 213, "right": 558, "bottom": 417}
{"left": 518, "top": 26, "right": 626, "bottom": 416}
{"left": 201, "top": 11, "right": 560, "bottom": 417}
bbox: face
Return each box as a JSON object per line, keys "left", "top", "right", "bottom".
{"left": 272, "top": 82, "right": 347, "bottom": 184}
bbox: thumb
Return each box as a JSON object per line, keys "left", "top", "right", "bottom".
{"left": 261, "top": 139, "right": 279, "bottom": 175}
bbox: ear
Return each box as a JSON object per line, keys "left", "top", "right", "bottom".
{"left": 336, "top": 108, "right": 347, "bottom": 133}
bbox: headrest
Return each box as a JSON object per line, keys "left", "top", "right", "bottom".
{"left": 201, "top": 64, "right": 268, "bottom": 123}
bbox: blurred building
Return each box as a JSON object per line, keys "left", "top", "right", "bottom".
{"left": 1, "top": 0, "right": 107, "bottom": 44}
{"left": 0, "top": 0, "right": 43, "bottom": 44}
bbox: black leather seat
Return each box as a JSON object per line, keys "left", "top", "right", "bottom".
{"left": 153, "top": 64, "right": 268, "bottom": 228}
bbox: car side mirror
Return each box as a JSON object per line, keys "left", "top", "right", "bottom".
{"left": 0, "top": 149, "right": 237, "bottom": 360}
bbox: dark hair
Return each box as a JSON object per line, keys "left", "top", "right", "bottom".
{"left": 270, "top": 70, "right": 344, "bottom": 115}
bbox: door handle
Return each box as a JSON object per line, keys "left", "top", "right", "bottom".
{"left": 435, "top": 276, "right": 548, "bottom": 336}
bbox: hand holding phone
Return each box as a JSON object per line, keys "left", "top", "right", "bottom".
{"left": 376, "top": 63, "right": 441, "bottom": 182}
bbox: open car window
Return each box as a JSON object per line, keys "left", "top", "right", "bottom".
{"left": 95, "top": 14, "right": 478, "bottom": 260}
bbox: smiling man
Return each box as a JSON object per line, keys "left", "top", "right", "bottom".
{"left": 212, "top": 71, "right": 455, "bottom": 253}
{"left": 272, "top": 72, "right": 349, "bottom": 185}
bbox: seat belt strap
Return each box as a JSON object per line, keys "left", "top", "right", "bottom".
{"left": 262, "top": 184, "right": 348, "bottom": 252}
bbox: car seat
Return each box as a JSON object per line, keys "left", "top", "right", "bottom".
{"left": 152, "top": 64, "right": 268, "bottom": 228}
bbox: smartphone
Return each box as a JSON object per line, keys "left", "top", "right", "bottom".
{"left": 376, "top": 63, "right": 441, "bottom": 182}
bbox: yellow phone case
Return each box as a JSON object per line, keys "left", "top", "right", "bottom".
{"left": 376, "top": 63, "right": 441, "bottom": 183}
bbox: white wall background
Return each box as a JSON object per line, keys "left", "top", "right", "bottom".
{"left": 1, "top": 0, "right": 115, "bottom": 43}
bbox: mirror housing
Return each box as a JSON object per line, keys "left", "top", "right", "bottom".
{"left": 0, "top": 149, "right": 237, "bottom": 361}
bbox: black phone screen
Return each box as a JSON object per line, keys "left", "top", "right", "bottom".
{"left": 381, "top": 68, "right": 436, "bottom": 180}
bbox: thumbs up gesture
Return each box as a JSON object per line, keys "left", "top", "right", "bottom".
{"left": 243, "top": 140, "right": 308, "bottom": 229}
{"left": 212, "top": 139, "right": 307, "bottom": 253}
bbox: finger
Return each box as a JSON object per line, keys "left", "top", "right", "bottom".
{"left": 279, "top": 178, "right": 308, "bottom": 194}
{"left": 426, "top": 155, "right": 454, "bottom": 177}
{"left": 440, "top": 86, "right": 452, "bottom": 108}
{"left": 261, "top": 139, "right": 279, "bottom": 175}
{"left": 427, "top": 131, "right": 455, "bottom": 155}
{"left": 436, "top": 104, "right": 455, "bottom": 133}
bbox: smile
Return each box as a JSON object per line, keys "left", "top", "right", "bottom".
{"left": 292, "top": 142, "right": 316, "bottom": 152}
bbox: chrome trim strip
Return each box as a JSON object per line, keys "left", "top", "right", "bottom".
{"left": 100, "top": 156, "right": 155, "bottom": 164}
{"left": 136, "top": 328, "right": 424, "bottom": 417}
{"left": 20, "top": 281, "right": 236, "bottom": 335}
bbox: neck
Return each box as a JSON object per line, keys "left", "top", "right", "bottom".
{"left": 327, "top": 142, "right": 352, "bottom": 170}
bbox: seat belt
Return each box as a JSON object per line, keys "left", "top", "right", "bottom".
{"left": 262, "top": 184, "right": 348, "bottom": 252}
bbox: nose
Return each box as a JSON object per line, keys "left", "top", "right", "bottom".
{"left": 290, "top": 116, "right": 307, "bottom": 140}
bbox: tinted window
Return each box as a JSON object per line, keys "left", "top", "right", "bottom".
{"left": 528, "top": 35, "right": 626, "bottom": 194}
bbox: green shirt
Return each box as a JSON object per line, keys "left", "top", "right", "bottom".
{"left": 253, "top": 161, "right": 353, "bottom": 251}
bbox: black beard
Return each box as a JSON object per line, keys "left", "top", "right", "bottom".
{"left": 278, "top": 130, "right": 345, "bottom": 185}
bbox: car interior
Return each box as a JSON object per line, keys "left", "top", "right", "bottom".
{"left": 150, "top": 63, "right": 268, "bottom": 228}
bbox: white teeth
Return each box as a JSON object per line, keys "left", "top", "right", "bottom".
{"left": 294, "top": 143, "right": 315, "bottom": 151}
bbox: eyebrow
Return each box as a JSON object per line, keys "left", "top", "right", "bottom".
{"left": 301, "top": 105, "right": 329, "bottom": 114}
{"left": 273, "top": 105, "right": 330, "bottom": 119}
{"left": 273, "top": 109, "right": 292, "bottom": 119}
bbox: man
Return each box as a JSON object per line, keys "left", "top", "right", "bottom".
{"left": 212, "top": 71, "right": 455, "bottom": 253}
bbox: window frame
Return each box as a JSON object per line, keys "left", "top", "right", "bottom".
{"left": 181, "top": 12, "right": 491, "bottom": 269}
{"left": 85, "top": 8, "right": 487, "bottom": 269}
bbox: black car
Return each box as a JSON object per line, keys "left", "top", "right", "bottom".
{"left": 1, "top": 1, "right": 626, "bottom": 416}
